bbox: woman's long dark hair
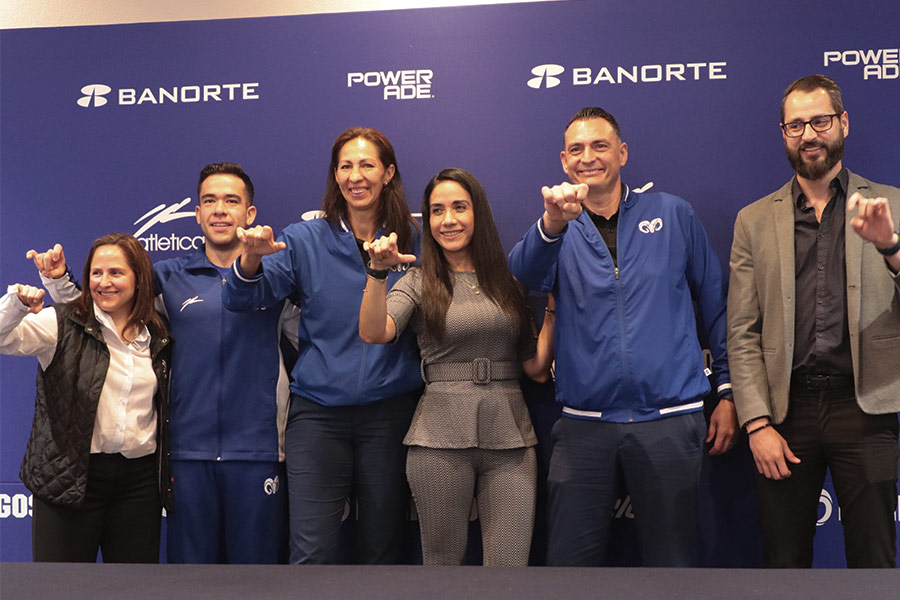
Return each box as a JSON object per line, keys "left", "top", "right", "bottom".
{"left": 420, "top": 168, "right": 532, "bottom": 343}
{"left": 320, "top": 127, "right": 417, "bottom": 253}
{"left": 77, "top": 233, "right": 163, "bottom": 339}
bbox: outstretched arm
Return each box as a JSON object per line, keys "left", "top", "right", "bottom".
{"left": 848, "top": 192, "right": 900, "bottom": 274}
{"left": 0, "top": 284, "right": 58, "bottom": 366}
{"left": 508, "top": 183, "right": 582, "bottom": 292}
{"left": 27, "top": 244, "right": 80, "bottom": 303}
{"left": 541, "top": 182, "right": 587, "bottom": 235}
{"left": 236, "top": 225, "right": 287, "bottom": 275}
{"left": 358, "top": 233, "right": 415, "bottom": 344}
{"left": 26, "top": 244, "right": 67, "bottom": 279}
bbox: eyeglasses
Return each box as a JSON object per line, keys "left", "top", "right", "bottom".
{"left": 781, "top": 114, "right": 841, "bottom": 137}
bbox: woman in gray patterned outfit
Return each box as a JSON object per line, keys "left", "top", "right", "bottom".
{"left": 359, "top": 168, "right": 554, "bottom": 565}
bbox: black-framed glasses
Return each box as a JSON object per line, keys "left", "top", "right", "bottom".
{"left": 781, "top": 113, "right": 841, "bottom": 137}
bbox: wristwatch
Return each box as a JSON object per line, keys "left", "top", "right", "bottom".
{"left": 365, "top": 263, "right": 389, "bottom": 279}
{"left": 875, "top": 231, "right": 900, "bottom": 256}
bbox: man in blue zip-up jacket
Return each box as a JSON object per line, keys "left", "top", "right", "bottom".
{"left": 508, "top": 107, "right": 736, "bottom": 567}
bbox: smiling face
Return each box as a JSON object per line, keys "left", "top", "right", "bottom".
{"left": 89, "top": 244, "right": 136, "bottom": 322}
{"left": 334, "top": 137, "right": 396, "bottom": 215}
{"left": 195, "top": 173, "right": 257, "bottom": 251}
{"left": 428, "top": 180, "right": 475, "bottom": 266}
{"left": 782, "top": 88, "right": 848, "bottom": 182}
{"left": 560, "top": 117, "right": 628, "bottom": 196}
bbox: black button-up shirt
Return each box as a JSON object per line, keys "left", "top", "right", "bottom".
{"left": 791, "top": 168, "right": 853, "bottom": 376}
{"left": 586, "top": 208, "right": 619, "bottom": 267}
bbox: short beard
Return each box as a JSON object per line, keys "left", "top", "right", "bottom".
{"left": 785, "top": 135, "right": 844, "bottom": 180}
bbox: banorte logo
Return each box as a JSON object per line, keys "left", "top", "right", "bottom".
{"left": 528, "top": 64, "right": 565, "bottom": 89}
{"left": 78, "top": 84, "right": 112, "bottom": 107}
{"left": 528, "top": 61, "right": 726, "bottom": 87}
{"left": 76, "top": 82, "right": 260, "bottom": 107}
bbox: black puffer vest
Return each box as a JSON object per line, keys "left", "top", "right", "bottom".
{"left": 19, "top": 302, "right": 173, "bottom": 510}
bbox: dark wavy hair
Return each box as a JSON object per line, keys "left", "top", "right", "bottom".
{"left": 320, "top": 127, "right": 416, "bottom": 253}
{"left": 780, "top": 74, "right": 843, "bottom": 123}
{"left": 420, "top": 168, "right": 532, "bottom": 343}
{"left": 76, "top": 233, "right": 163, "bottom": 340}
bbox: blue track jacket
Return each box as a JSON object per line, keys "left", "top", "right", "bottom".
{"left": 154, "top": 249, "right": 296, "bottom": 461}
{"left": 508, "top": 186, "right": 731, "bottom": 422}
{"left": 223, "top": 217, "right": 423, "bottom": 407}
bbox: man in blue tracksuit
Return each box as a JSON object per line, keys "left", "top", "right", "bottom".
{"left": 508, "top": 107, "right": 737, "bottom": 567}
{"left": 153, "top": 163, "right": 297, "bottom": 564}
{"left": 33, "top": 163, "right": 297, "bottom": 564}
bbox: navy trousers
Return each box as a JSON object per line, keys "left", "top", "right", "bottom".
{"left": 284, "top": 392, "right": 418, "bottom": 564}
{"left": 546, "top": 411, "right": 706, "bottom": 567}
{"left": 166, "top": 460, "right": 288, "bottom": 564}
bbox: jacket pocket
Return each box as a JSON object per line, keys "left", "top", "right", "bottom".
{"left": 871, "top": 332, "right": 900, "bottom": 344}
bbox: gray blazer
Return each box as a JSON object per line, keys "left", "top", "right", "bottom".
{"left": 727, "top": 170, "right": 900, "bottom": 426}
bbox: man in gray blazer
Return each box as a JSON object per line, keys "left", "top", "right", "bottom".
{"left": 727, "top": 74, "right": 900, "bottom": 568}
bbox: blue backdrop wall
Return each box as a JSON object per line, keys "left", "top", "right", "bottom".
{"left": 2, "top": 0, "right": 898, "bottom": 565}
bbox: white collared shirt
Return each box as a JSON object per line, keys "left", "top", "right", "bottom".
{"left": 0, "top": 286, "right": 158, "bottom": 458}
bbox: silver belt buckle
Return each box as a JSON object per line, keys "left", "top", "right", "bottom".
{"left": 472, "top": 358, "right": 491, "bottom": 384}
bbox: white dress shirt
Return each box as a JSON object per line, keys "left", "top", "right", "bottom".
{"left": 0, "top": 286, "right": 158, "bottom": 458}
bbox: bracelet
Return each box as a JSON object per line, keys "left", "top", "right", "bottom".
{"left": 875, "top": 231, "right": 900, "bottom": 256}
{"left": 747, "top": 423, "right": 772, "bottom": 436}
{"left": 365, "top": 264, "right": 389, "bottom": 280}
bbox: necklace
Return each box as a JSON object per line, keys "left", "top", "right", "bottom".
{"left": 458, "top": 272, "right": 479, "bottom": 294}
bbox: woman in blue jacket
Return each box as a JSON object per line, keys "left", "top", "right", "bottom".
{"left": 223, "top": 127, "right": 422, "bottom": 564}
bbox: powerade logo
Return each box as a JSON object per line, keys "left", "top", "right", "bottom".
{"left": 346, "top": 69, "right": 433, "bottom": 100}
{"left": 76, "top": 82, "right": 260, "bottom": 107}
{"left": 133, "top": 199, "right": 204, "bottom": 253}
{"left": 527, "top": 61, "right": 726, "bottom": 87}
{"left": 824, "top": 48, "right": 898, "bottom": 80}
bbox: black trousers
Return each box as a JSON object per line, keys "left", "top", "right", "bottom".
{"left": 32, "top": 453, "right": 161, "bottom": 563}
{"left": 755, "top": 388, "right": 898, "bottom": 568}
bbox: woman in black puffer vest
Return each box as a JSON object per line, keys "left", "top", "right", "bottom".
{"left": 0, "top": 233, "right": 171, "bottom": 562}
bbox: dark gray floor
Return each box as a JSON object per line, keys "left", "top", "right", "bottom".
{"left": 3, "top": 563, "right": 900, "bottom": 600}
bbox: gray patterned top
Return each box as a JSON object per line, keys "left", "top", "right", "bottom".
{"left": 386, "top": 267, "right": 537, "bottom": 449}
